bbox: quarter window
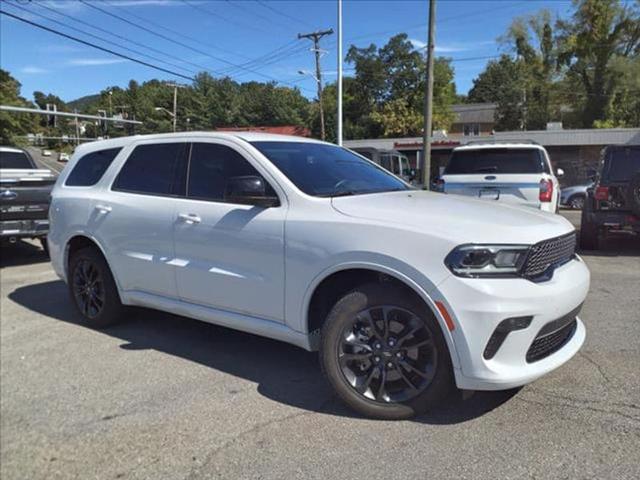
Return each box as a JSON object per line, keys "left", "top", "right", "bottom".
{"left": 113, "top": 143, "right": 188, "bottom": 196}
{"left": 65, "top": 148, "right": 122, "bottom": 186}
{"left": 187, "top": 143, "right": 275, "bottom": 201}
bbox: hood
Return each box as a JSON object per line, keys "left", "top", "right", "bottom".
{"left": 331, "top": 190, "right": 574, "bottom": 245}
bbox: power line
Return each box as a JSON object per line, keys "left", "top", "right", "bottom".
{"left": 80, "top": 0, "right": 314, "bottom": 93}
{"left": 0, "top": 9, "right": 196, "bottom": 81}
{"left": 15, "top": 1, "right": 202, "bottom": 76}
{"left": 108, "top": 1, "right": 254, "bottom": 62}
{"left": 223, "top": 0, "right": 292, "bottom": 31}
{"left": 179, "top": 0, "right": 273, "bottom": 35}
{"left": 255, "top": 0, "right": 315, "bottom": 29}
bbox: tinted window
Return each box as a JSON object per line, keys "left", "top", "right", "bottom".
{"left": 603, "top": 147, "right": 640, "bottom": 182}
{"left": 251, "top": 142, "right": 409, "bottom": 197}
{"left": 65, "top": 148, "right": 121, "bottom": 186}
{"left": 445, "top": 148, "right": 545, "bottom": 174}
{"left": 0, "top": 150, "right": 34, "bottom": 169}
{"left": 187, "top": 143, "right": 275, "bottom": 201}
{"left": 113, "top": 143, "right": 188, "bottom": 196}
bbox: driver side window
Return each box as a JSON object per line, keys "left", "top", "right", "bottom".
{"left": 187, "top": 143, "right": 275, "bottom": 202}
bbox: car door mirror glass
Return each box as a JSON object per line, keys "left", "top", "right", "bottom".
{"left": 556, "top": 168, "right": 564, "bottom": 177}
{"left": 224, "top": 175, "right": 279, "bottom": 207}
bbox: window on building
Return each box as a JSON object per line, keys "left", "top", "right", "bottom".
{"left": 113, "top": 143, "right": 188, "bottom": 196}
{"left": 463, "top": 123, "right": 480, "bottom": 136}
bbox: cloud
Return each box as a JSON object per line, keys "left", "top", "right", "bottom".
{"left": 21, "top": 66, "right": 49, "bottom": 74}
{"left": 410, "top": 39, "right": 495, "bottom": 53}
{"left": 67, "top": 58, "right": 130, "bottom": 66}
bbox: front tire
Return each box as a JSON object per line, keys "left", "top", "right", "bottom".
{"left": 320, "top": 283, "right": 454, "bottom": 419}
{"left": 568, "top": 194, "right": 585, "bottom": 210}
{"left": 68, "top": 247, "right": 124, "bottom": 328}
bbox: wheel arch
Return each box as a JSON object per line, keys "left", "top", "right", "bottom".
{"left": 64, "top": 234, "right": 123, "bottom": 294}
{"left": 302, "top": 263, "right": 461, "bottom": 370}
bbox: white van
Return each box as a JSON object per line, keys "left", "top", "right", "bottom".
{"left": 440, "top": 142, "right": 562, "bottom": 212}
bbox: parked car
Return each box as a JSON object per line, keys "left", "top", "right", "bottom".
{"left": 560, "top": 182, "right": 593, "bottom": 209}
{"left": 439, "top": 141, "right": 563, "bottom": 212}
{"left": 0, "top": 146, "right": 57, "bottom": 252}
{"left": 48, "top": 133, "right": 589, "bottom": 419}
{"left": 58, "top": 152, "right": 70, "bottom": 162}
{"left": 580, "top": 145, "right": 640, "bottom": 249}
{"left": 351, "top": 147, "right": 416, "bottom": 184}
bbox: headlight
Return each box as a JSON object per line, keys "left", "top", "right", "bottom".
{"left": 445, "top": 244, "right": 530, "bottom": 278}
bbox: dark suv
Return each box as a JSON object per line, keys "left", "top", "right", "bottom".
{"left": 580, "top": 145, "right": 640, "bottom": 249}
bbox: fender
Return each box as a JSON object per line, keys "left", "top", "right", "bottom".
{"left": 300, "top": 259, "right": 462, "bottom": 371}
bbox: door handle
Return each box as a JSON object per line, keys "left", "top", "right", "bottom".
{"left": 95, "top": 204, "right": 112, "bottom": 213}
{"left": 178, "top": 213, "right": 201, "bottom": 224}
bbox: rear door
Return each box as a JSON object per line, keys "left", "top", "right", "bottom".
{"left": 442, "top": 147, "right": 545, "bottom": 208}
{"left": 89, "top": 141, "right": 188, "bottom": 298}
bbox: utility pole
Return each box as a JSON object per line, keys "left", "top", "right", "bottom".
{"left": 172, "top": 84, "right": 178, "bottom": 133}
{"left": 337, "top": 0, "right": 343, "bottom": 146}
{"left": 422, "top": 0, "right": 436, "bottom": 189}
{"left": 298, "top": 28, "right": 334, "bottom": 141}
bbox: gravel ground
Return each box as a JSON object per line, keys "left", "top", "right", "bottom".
{"left": 1, "top": 207, "right": 639, "bottom": 479}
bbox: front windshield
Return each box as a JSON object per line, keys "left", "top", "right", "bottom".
{"left": 251, "top": 141, "right": 410, "bottom": 197}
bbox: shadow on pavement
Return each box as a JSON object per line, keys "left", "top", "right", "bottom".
{"left": 9, "top": 279, "right": 516, "bottom": 424}
{"left": 0, "top": 239, "right": 49, "bottom": 268}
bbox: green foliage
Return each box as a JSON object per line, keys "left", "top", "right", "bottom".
{"left": 0, "top": 69, "right": 37, "bottom": 146}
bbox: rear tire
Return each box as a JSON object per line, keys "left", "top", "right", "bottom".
{"left": 580, "top": 205, "right": 600, "bottom": 250}
{"left": 568, "top": 194, "right": 585, "bottom": 210}
{"left": 68, "top": 247, "right": 124, "bottom": 328}
{"left": 39, "top": 237, "right": 49, "bottom": 257}
{"left": 320, "top": 283, "right": 454, "bottom": 420}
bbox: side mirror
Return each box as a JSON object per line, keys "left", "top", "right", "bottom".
{"left": 224, "top": 176, "right": 279, "bottom": 208}
{"left": 556, "top": 168, "right": 565, "bottom": 178}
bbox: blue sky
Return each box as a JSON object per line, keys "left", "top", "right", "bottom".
{"left": 1, "top": 0, "right": 578, "bottom": 103}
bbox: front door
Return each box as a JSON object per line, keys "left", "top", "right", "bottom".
{"left": 173, "top": 141, "right": 286, "bottom": 322}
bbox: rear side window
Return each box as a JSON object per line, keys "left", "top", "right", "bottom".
{"left": 113, "top": 143, "right": 188, "bottom": 196}
{"left": 0, "top": 150, "right": 34, "bottom": 169}
{"left": 445, "top": 148, "right": 545, "bottom": 175}
{"left": 65, "top": 148, "right": 121, "bottom": 186}
{"left": 187, "top": 143, "right": 275, "bottom": 201}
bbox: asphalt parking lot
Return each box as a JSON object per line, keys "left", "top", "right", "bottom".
{"left": 1, "top": 212, "right": 639, "bottom": 480}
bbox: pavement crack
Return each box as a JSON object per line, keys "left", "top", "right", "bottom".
{"left": 516, "top": 395, "right": 640, "bottom": 423}
{"left": 579, "top": 351, "right": 613, "bottom": 384}
{"left": 183, "top": 397, "right": 334, "bottom": 480}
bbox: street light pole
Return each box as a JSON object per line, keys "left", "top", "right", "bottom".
{"left": 422, "top": 0, "right": 436, "bottom": 189}
{"left": 337, "top": 0, "right": 343, "bottom": 146}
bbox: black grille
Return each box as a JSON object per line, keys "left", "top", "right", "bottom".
{"left": 523, "top": 232, "right": 576, "bottom": 279}
{"left": 526, "top": 319, "right": 577, "bottom": 363}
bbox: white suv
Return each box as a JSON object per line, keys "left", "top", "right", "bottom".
{"left": 49, "top": 133, "right": 589, "bottom": 419}
{"left": 440, "top": 142, "right": 563, "bottom": 212}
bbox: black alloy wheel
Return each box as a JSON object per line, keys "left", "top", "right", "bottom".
{"left": 320, "top": 283, "right": 453, "bottom": 419}
{"left": 68, "top": 247, "right": 124, "bottom": 328}
{"left": 338, "top": 305, "right": 437, "bottom": 403}
{"left": 72, "top": 259, "right": 105, "bottom": 319}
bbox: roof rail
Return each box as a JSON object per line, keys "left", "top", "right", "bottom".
{"left": 463, "top": 139, "right": 541, "bottom": 146}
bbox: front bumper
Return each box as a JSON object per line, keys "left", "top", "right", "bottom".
{"left": 434, "top": 256, "right": 590, "bottom": 390}
{"left": 0, "top": 219, "right": 49, "bottom": 238}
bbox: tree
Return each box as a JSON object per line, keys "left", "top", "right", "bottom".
{"left": 468, "top": 55, "right": 525, "bottom": 130}
{"left": 0, "top": 70, "right": 36, "bottom": 145}
{"left": 556, "top": 0, "right": 640, "bottom": 127}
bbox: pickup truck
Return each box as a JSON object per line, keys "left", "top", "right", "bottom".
{"left": 0, "top": 146, "right": 57, "bottom": 252}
